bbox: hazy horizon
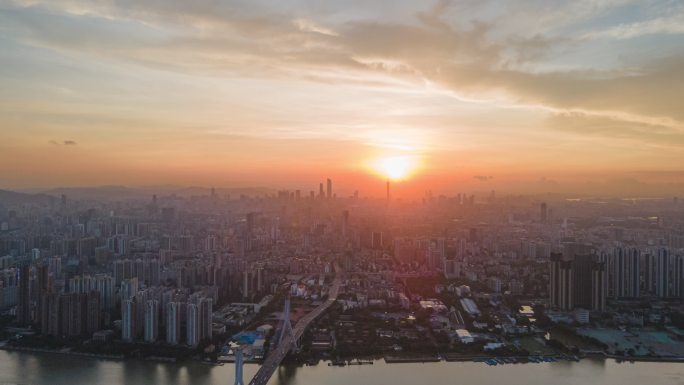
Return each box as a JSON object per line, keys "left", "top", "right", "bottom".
{"left": 3, "top": 176, "right": 684, "bottom": 199}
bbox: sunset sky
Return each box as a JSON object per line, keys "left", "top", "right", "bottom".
{"left": 1, "top": 0, "right": 683, "bottom": 196}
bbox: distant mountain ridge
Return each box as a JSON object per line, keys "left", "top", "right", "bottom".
{"left": 0, "top": 189, "right": 54, "bottom": 206}
{"left": 16, "top": 185, "right": 277, "bottom": 201}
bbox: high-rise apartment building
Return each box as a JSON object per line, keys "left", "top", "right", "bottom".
{"left": 166, "top": 301, "right": 182, "bottom": 345}
{"left": 186, "top": 303, "right": 200, "bottom": 347}
{"left": 144, "top": 299, "right": 159, "bottom": 342}
{"left": 122, "top": 298, "right": 137, "bottom": 342}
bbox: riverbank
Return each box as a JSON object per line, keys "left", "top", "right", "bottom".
{"left": 1, "top": 345, "right": 124, "bottom": 360}
{"left": 384, "top": 355, "right": 441, "bottom": 363}
{"left": 4, "top": 342, "right": 684, "bottom": 368}
{"left": 603, "top": 353, "right": 684, "bottom": 363}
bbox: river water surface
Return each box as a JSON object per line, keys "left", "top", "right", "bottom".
{"left": 0, "top": 350, "right": 682, "bottom": 385}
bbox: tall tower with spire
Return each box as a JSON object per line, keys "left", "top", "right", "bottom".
{"left": 386, "top": 178, "right": 390, "bottom": 203}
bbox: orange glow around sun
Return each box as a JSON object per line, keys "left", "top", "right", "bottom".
{"left": 371, "top": 155, "right": 419, "bottom": 181}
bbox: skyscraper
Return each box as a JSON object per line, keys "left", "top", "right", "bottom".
{"left": 16, "top": 264, "right": 30, "bottom": 325}
{"left": 675, "top": 254, "right": 684, "bottom": 299}
{"left": 386, "top": 179, "right": 390, "bottom": 203}
{"left": 255, "top": 268, "right": 265, "bottom": 293}
{"left": 551, "top": 252, "right": 607, "bottom": 312}
{"left": 95, "top": 274, "right": 114, "bottom": 311}
{"left": 86, "top": 291, "right": 101, "bottom": 334}
{"left": 246, "top": 212, "right": 256, "bottom": 236}
{"left": 186, "top": 303, "right": 200, "bottom": 347}
{"left": 540, "top": 202, "right": 547, "bottom": 223}
{"left": 326, "top": 178, "right": 332, "bottom": 199}
{"left": 166, "top": 301, "right": 182, "bottom": 345}
{"left": 242, "top": 271, "right": 252, "bottom": 299}
{"left": 60, "top": 292, "right": 87, "bottom": 337}
{"left": 120, "top": 277, "right": 138, "bottom": 302}
{"left": 643, "top": 251, "right": 655, "bottom": 294}
{"left": 114, "top": 259, "right": 134, "bottom": 286}
{"left": 609, "top": 247, "right": 640, "bottom": 298}
{"left": 427, "top": 238, "right": 446, "bottom": 272}
{"left": 144, "top": 299, "right": 159, "bottom": 342}
{"left": 205, "top": 235, "right": 217, "bottom": 252}
{"left": 573, "top": 254, "right": 594, "bottom": 309}
{"left": 655, "top": 248, "right": 669, "bottom": 298}
{"left": 591, "top": 257, "right": 607, "bottom": 312}
{"left": 34, "top": 264, "right": 50, "bottom": 328}
{"left": 199, "top": 298, "right": 213, "bottom": 341}
{"left": 122, "top": 298, "right": 137, "bottom": 342}
{"left": 549, "top": 253, "right": 573, "bottom": 310}
{"left": 40, "top": 292, "right": 60, "bottom": 337}
{"left": 149, "top": 259, "right": 160, "bottom": 287}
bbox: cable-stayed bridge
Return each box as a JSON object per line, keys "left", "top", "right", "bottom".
{"left": 233, "top": 274, "right": 342, "bottom": 385}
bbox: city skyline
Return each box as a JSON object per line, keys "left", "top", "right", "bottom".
{"left": 2, "top": 0, "right": 684, "bottom": 196}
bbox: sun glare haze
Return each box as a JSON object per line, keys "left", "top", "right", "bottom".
{"left": 373, "top": 155, "right": 418, "bottom": 181}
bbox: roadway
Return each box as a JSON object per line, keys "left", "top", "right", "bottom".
{"left": 248, "top": 275, "right": 342, "bottom": 385}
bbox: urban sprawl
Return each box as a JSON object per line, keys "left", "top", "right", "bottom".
{"left": 1, "top": 184, "right": 684, "bottom": 370}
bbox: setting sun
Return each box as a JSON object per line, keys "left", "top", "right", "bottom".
{"left": 373, "top": 156, "right": 418, "bottom": 181}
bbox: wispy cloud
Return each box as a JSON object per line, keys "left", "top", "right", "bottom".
{"left": 582, "top": 11, "right": 684, "bottom": 40}
{"left": 3, "top": 0, "right": 682, "bottom": 129}
{"left": 293, "top": 18, "right": 338, "bottom": 36}
{"left": 48, "top": 139, "right": 77, "bottom": 145}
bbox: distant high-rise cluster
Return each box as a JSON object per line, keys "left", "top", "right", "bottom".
{"left": 550, "top": 245, "right": 684, "bottom": 312}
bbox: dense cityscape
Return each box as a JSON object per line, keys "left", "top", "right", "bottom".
{"left": 0, "top": 183, "right": 683, "bottom": 383}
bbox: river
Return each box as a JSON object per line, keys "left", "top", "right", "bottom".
{"left": 0, "top": 350, "right": 682, "bottom": 385}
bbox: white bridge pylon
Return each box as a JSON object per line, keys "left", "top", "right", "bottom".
{"left": 277, "top": 296, "right": 297, "bottom": 350}
{"left": 233, "top": 345, "right": 245, "bottom": 385}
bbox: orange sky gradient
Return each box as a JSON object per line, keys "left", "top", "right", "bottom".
{"left": 1, "top": 1, "right": 684, "bottom": 197}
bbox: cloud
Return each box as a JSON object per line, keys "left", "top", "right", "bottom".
{"left": 294, "top": 18, "right": 338, "bottom": 36}
{"left": 48, "top": 139, "right": 77, "bottom": 145}
{"left": 547, "top": 112, "right": 684, "bottom": 148}
{"left": 582, "top": 10, "right": 684, "bottom": 40}
{"left": 4, "top": 1, "right": 682, "bottom": 126}
{"left": 3, "top": 0, "right": 684, "bottom": 150}
{"left": 433, "top": 57, "right": 684, "bottom": 125}
{"left": 473, "top": 175, "right": 493, "bottom": 182}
